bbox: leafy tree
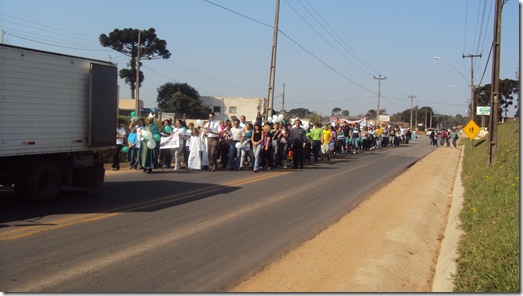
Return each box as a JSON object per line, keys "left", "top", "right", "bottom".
{"left": 475, "top": 78, "right": 519, "bottom": 120}
{"left": 156, "top": 82, "right": 208, "bottom": 118}
{"left": 341, "top": 110, "right": 350, "bottom": 116}
{"left": 365, "top": 109, "right": 387, "bottom": 119}
{"left": 288, "top": 108, "right": 312, "bottom": 118}
{"left": 331, "top": 107, "right": 342, "bottom": 116}
{"left": 308, "top": 113, "right": 322, "bottom": 126}
{"left": 100, "top": 28, "right": 171, "bottom": 98}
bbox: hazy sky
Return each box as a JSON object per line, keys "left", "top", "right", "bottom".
{"left": 1, "top": 0, "right": 519, "bottom": 118}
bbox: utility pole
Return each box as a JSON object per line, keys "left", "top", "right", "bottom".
{"left": 135, "top": 31, "right": 141, "bottom": 117}
{"left": 373, "top": 75, "right": 386, "bottom": 124}
{"left": 463, "top": 53, "right": 482, "bottom": 123}
{"left": 488, "top": 0, "right": 504, "bottom": 166}
{"left": 415, "top": 106, "right": 418, "bottom": 130}
{"left": 266, "top": 0, "right": 280, "bottom": 119}
{"left": 425, "top": 108, "right": 428, "bottom": 130}
{"left": 281, "top": 83, "right": 285, "bottom": 114}
{"left": 409, "top": 95, "right": 416, "bottom": 130}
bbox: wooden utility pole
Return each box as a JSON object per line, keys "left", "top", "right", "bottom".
{"left": 135, "top": 31, "right": 141, "bottom": 116}
{"left": 415, "top": 107, "right": 418, "bottom": 130}
{"left": 425, "top": 108, "right": 428, "bottom": 129}
{"left": 463, "top": 53, "right": 482, "bottom": 123}
{"left": 373, "top": 75, "right": 386, "bottom": 124}
{"left": 488, "top": 0, "right": 504, "bottom": 165}
{"left": 266, "top": 0, "right": 280, "bottom": 119}
{"left": 409, "top": 95, "right": 416, "bottom": 130}
{"left": 281, "top": 83, "right": 285, "bottom": 114}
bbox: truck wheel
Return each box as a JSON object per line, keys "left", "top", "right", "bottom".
{"left": 26, "top": 160, "right": 62, "bottom": 203}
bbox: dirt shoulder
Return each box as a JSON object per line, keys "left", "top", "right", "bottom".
{"left": 231, "top": 145, "right": 463, "bottom": 292}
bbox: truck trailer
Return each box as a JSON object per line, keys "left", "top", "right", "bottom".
{"left": 0, "top": 44, "right": 118, "bottom": 202}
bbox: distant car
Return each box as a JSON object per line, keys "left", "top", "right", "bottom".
{"left": 425, "top": 128, "right": 435, "bottom": 136}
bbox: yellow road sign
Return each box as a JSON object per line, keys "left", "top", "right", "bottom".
{"left": 463, "top": 120, "right": 480, "bottom": 140}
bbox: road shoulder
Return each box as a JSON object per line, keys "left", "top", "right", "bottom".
{"left": 231, "top": 146, "right": 463, "bottom": 292}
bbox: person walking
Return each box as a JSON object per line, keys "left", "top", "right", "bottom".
{"left": 139, "top": 116, "right": 160, "bottom": 173}
{"left": 429, "top": 130, "right": 436, "bottom": 146}
{"left": 439, "top": 129, "right": 447, "bottom": 147}
{"left": 310, "top": 122, "right": 323, "bottom": 161}
{"left": 260, "top": 123, "right": 274, "bottom": 170}
{"left": 205, "top": 112, "right": 220, "bottom": 171}
{"left": 335, "top": 124, "right": 345, "bottom": 154}
{"left": 251, "top": 123, "right": 263, "bottom": 172}
{"left": 381, "top": 125, "right": 389, "bottom": 148}
{"left": 129, "top": 117, "right": 145, "bottom": 167}
{"left": 219, "top": 121, "right": 230, "bottom": 169}
{"left": 351, "top": 123, "right": 360, "bottom": 153}
{"left": 291, "top": 119, "right": 306, "bottom": 169}
{"left": 228, "top": 119, "right": 243, "bottom": 170}
{"left": 127, "top": 126, "right": 139, "bottom": 169}
{"left": 188, "top": 127, "right": 202, "bottom": 170}
{"left": 172, "top": 119, "right": 186, "bottom": 171}
{"left": 239, "top": 123, "right": 254, "bottom": 170}
{"left": 321, "top": 123, "right": 333, "bottom": 160}
{"left": 274, "top": 122, "right": 289, "bottom": 169}
{"left": 304, "top": 124, "right": 312, "bottom": 163}
{"left": 159, "top": 119, "right": 173, "bottom": 168}
{"left": 112, "top": 121, "right": 126, "bottom": 170}
{"left": 450, "top": 129, "right": 459, "bottom": 148}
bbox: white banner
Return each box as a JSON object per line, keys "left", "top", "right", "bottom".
{"left": 160, "top": 134, "right": 179, "bottom": 149}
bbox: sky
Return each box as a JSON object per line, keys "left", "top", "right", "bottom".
{"left": 0, "top": 0, "right": 520, "bottom": 118}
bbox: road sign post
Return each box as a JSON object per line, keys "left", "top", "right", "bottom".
{"left": 463, "top": 119, "right": 481, "bottom": 149}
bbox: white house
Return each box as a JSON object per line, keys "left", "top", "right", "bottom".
{"left": 199, "top": 96, "right": 267, "bottom": 122}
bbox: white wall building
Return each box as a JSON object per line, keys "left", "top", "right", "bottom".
{"left": 200, "top": 96, "right": 267, "bottom": 122}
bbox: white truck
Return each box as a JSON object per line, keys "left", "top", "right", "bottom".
{"left": 0, "top": 44, "right": 118, "bottom": 202}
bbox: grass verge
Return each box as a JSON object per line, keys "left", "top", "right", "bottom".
{"left": 452, "top": 121, "right": 520, "bottom": 292}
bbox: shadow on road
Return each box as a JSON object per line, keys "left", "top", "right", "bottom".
{"left": 0, "top": 180, "right": 240, "bottom": 225}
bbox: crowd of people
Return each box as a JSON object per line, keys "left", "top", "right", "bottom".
{"left": 428, "top": 129, "right": 460, "bottom": 148}
{"left": 114, "top": 112, "right": 423, "bottom": 173}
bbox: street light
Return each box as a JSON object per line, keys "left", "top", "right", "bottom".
{"left": 434, "top": 57, "right": 469, "bottom": 83}
{"left": 434, "top": 56, "right": 473, "bottom": 120}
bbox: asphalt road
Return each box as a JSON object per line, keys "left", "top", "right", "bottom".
{"left": 0, "top": 137, "right": 435, "bottom": 292}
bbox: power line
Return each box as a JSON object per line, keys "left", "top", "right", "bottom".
{"left": 290, "top": 0, "right": 379, "bottom": 77}
{"left": 284, "top": 0, "right": 376, "bottom": 76}
{"left": 7, "top": 33, "right": 107, "bottom": 51}
{"left": 203, "top": 0, "right": 377, "bottom": 94}
{"left": 0, "top": 13, "right": 96, "bottom": 43}
{"left": 278, "top": 29, "right": 376, "bottom": 93}
{"left": 303, "top": 0, "right": 381, "bottom": 76}
{"left": 203, "top": 0, "right": 273, "bottom": 29}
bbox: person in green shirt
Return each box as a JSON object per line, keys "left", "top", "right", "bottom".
{"left": 450, "top": 129, "right": 459, "bottom": 148}
{"left": 304, "top": 124, "right": 312, "bottom": 163}
{"left": 310, "top": 122, "right": 323, "bottom": 162}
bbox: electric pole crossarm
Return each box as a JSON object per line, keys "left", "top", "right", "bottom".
{"left": 462, "top": 53, "right": 482, "bottom": 122}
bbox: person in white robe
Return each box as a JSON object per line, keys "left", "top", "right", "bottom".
{"left": 188, "top": 128, "right": 202, "bottom": 170}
